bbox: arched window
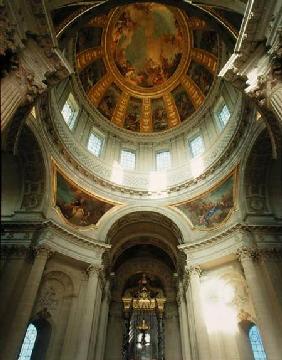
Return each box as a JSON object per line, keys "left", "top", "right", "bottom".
{"left": 248, "top": 324, "right": 267, "bottom": 360}
{"left": 18, "top": 323, "right": 37, "bottom": 360}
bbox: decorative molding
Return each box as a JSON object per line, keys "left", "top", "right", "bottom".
{"left": 38, "top": 89, "right": 254, "bottom": 200}
{"left": 178, "top": 224, "right": 282, "bottom": 252}
{"left": 39, "top": 219, "right": 111, "bottom": 252}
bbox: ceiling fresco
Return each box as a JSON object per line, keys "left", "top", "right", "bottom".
{"left": 76, "top": 2, "right": 219, "bottom": 133}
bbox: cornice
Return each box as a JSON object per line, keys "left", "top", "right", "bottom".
{"left": 39, "top": 219, "right": 111, "bottom": 252}
{"left": 178, "top": 223, "right": 282, "bottom": 251}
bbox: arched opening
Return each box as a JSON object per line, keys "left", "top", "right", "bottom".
{"left": 104, "top": 211, "right": 183, "bottom": 360}
{"left": 248, "top": 324, "right": 267, "bottom": 360}
{"left": 18, "top": 319, "right": 51, "bottom": 360}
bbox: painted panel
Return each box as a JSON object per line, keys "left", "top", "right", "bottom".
{"left": 79, "top": 59, "right": 106, "bottom": 92}
{"left": 175, "top": 175, "right": 235, "bottom": 229}
{"left": 172, "top": 85, "right": 194, "bottom": 122}
{"left": 187, "top": 60, "right": 214, "bottom": 96}
{"left": 98, "top": 84, "right": 121, "bottom": 119}
{"left": 152, "top": 98, "right": 168, "bottom": 132}
{"left": 56, "top": 172, "right": 114, "bottom": 227}
{"left": 124, "top": 98, "right": 142, "bottom": 132}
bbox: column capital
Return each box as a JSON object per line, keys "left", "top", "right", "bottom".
{"left": 259, "top": 247, "right": 282, "bottom": 261}
{"left": 185, "top": 265, "right": 202, "bottom": 277}
{"left": 236, "top": 246, "right": 259, "bottom": 262}
{"left": 182, "top": 265, "right": 202, "bottom": 292}
{"left": 86, "top": 263, "right": 103, "bottom": 278}
{"left": 33, "top": 245, "right": 54, "bottom": 259}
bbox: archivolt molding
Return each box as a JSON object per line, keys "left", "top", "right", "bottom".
{"left": 97, "top": 206, "right": 188, "bottom": 244}
{"left": 110, "top": 235, "right": 178, "bottom": 271}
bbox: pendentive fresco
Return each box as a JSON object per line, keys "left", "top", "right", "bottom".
{"left": 175, "top": 173, "right": 235, "bottom": 229}
{"left": 56, "top": 172, "right": 114, "bottom": 226}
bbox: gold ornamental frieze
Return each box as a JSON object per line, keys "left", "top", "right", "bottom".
{"left": 112, "top": 91, "right": 130, "bottom": 127}
{"left": 87, "top": 73, "right": 113, "bottom": 106}
{"left": 140, "top": 98, "right": 153, "bottom": 132}
{"left": 191, "top": 48, "right": 218, "bottom": 75}
{"left": 163, "top": 93, "right": 180, "bottom": 128}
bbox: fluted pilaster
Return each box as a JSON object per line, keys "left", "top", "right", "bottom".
{"left": 184, "top": 265, "right": 210, "bottom": 360}
{"left": 76, "top": 264, "right": 102, "bottom": 360}
{"left": 237, "top": 247, "right": 282, "bottom": 360}
{"left": 177, "top": 282, "right": 192, "bottom": 360}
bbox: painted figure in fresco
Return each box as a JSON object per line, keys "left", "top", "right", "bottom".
{"left": 153, "top": 105, "right": 168, "bottom": 131}
{"left": 98, "top": 86, "right": 120, "bottom": 119}
{"left": 177, "top": 176, "right": 234, "bottom": 229}
{"left": 111, "top": 3, "right": 184, "bottom": 88}
{"left": 188, "top": 62, "right": 213, "bottom": 96}
{"left": 125, "top": 103, "right": 140, "bottom": 131}
{"left": 173, "top": 87, "right": 194, "bottom": 121}
{"left": 56, "top": 173, "right": 114, "bottom": 227}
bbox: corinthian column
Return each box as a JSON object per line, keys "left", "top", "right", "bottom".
{"left": 1, "top": 246, "right": 52, "bottom": 360}
{"left": 237, "top": 247, "right": 282, "bottom": 360}
{"left": 177, "top": 282, "right": 192, "bottom": 360}
{"left": 76, "top": 264, "right": 102, "bottom": 360}
{"left": 185, "top": 265, "right": 210, "bottom": 360}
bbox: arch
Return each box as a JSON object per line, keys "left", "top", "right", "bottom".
{"left": 241, "top": 126, "right": 281, "bottom": 218}
{"left": 97, "top": 205, "right": 191, "bottom": 244}
{"left": 42, "top": 270, "right": 75, "bottom": 298}
{"left": 15, "top": 124, "right": 46, "bottom": 212}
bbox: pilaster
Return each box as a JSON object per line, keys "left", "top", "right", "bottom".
{"left": 1, "top": 245, "right": 53, "bottom": 360}
{"left": 184, "top": 265, "right": 211, "bottom": 360}
{"left": 237, "top": 246, "right": 282, "bottom": 360}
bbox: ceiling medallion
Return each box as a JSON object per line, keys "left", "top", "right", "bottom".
{"left": 76, "top": 2, "right": 219, "bottom": 133}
